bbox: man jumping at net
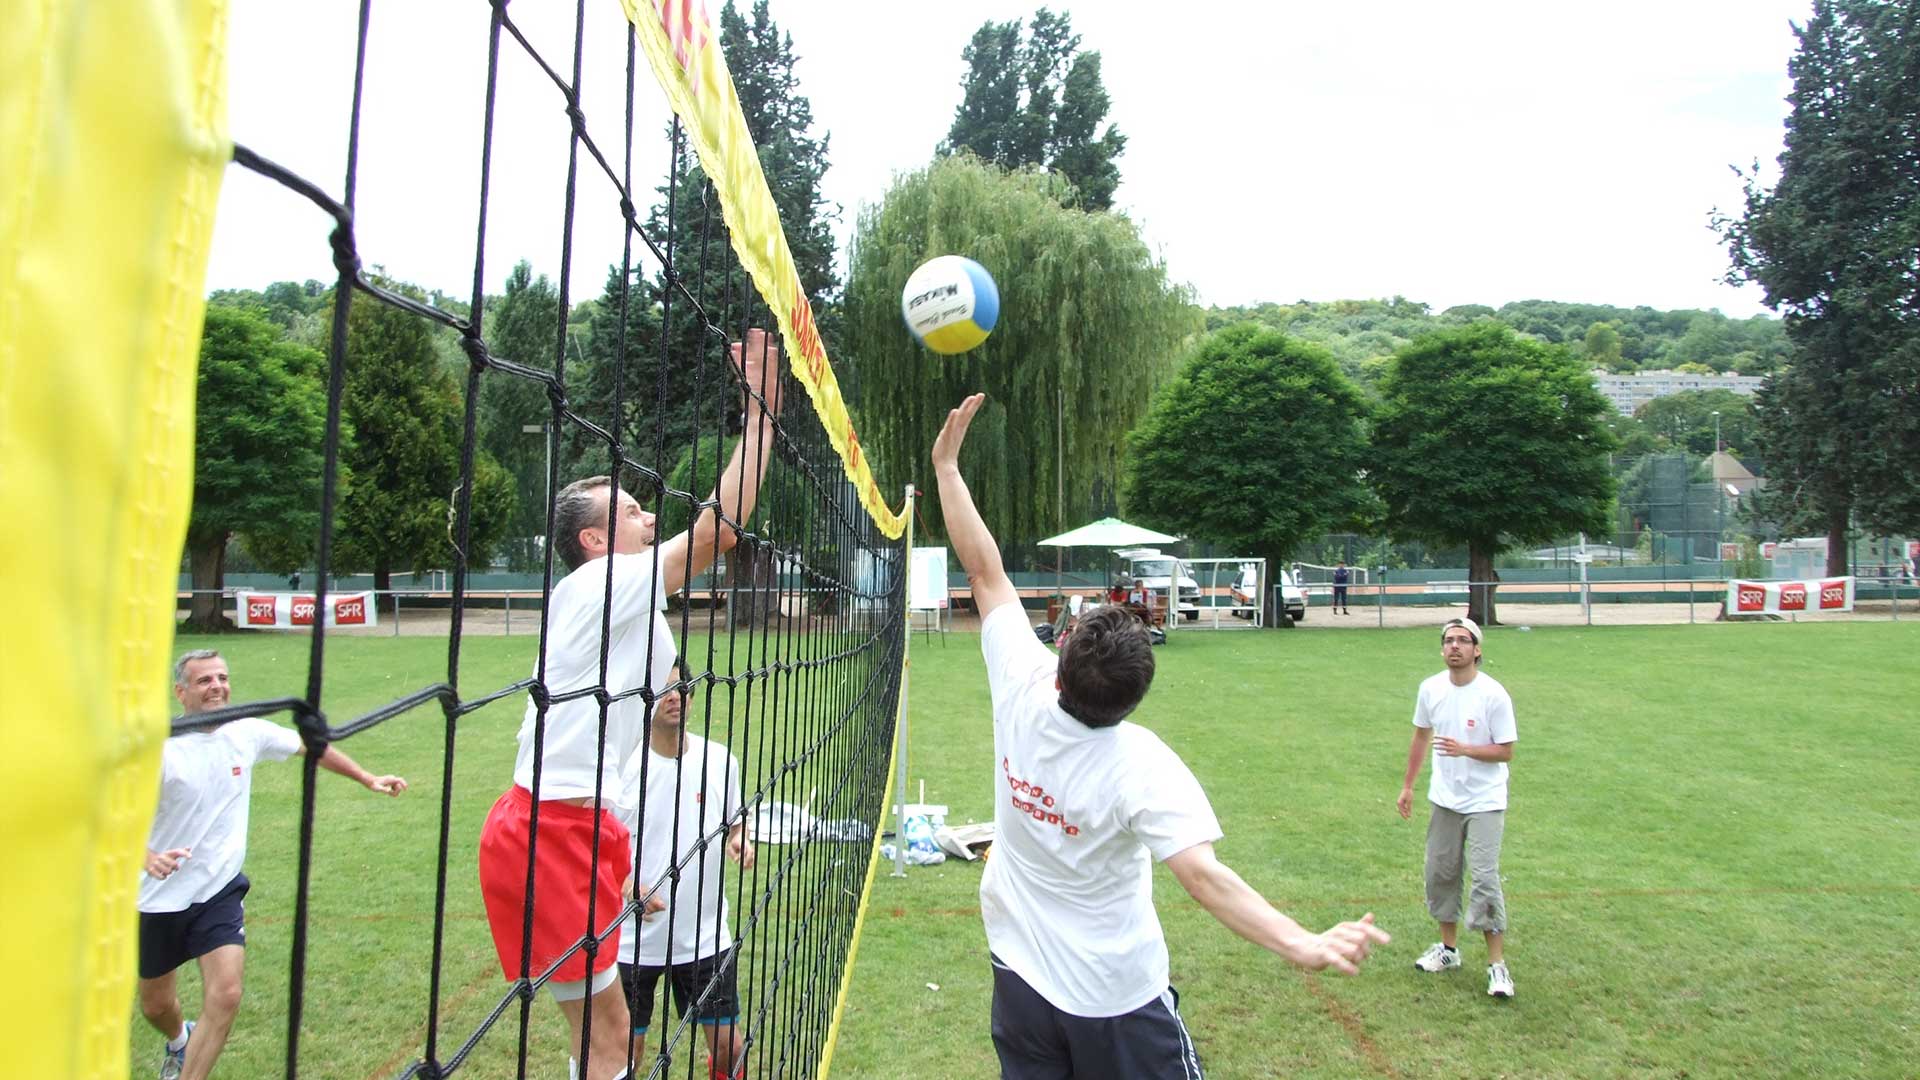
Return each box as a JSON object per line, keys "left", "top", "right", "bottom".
{"left": 139, "top": 650, "right": 407, "bottom": 1080}
{"left": 479, "top": 328, "right": 783, "bottom": 1080}
{"left": 931, "top": 393, "right": 1390, "bottom": 1078}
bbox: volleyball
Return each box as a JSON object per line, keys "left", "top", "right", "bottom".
{"left": 901, "top": 255, "right": 999, "bottom": 354}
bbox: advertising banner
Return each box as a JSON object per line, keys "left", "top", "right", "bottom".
{"left": 234, "top": 591, "right": 378, "bottom": 629}
{"left": 1726, "top": 578, "right": 1853, "bottom": 615}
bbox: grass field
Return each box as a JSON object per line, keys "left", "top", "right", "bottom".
{"left": 129, "top": 622, "right": 1919, "bottom": 1079}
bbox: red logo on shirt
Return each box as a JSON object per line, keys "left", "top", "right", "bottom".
{"left": 1002, "top": 757, "right": 1081, "bottom": 836}
{"left": 694, "top": 792, "right": 704, "bottom": 804}
{"left": 232, "top": 766, "right": 243, "bottom": 776}
{"left": 1466, "top": 717, "right": 1477, "bottom": 729}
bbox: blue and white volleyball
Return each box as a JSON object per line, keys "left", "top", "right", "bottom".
{"left": 901, "top": 255, "right": 999, "bottom": 354}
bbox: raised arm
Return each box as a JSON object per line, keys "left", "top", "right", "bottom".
{"left": 1165, "top": 842, "right": 1388, "bottom": 974}
{"left": 931, "top": 394, "right": 1018, "bottom": 617}
{"left": 658, "top": 328, "right": 787, "bottom": 596}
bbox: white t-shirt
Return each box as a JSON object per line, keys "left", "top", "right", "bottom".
{"left": 514, "top": 553, "right": 678, "bottom": 801}
{"left": 615, "top": 733, "right": 742, "bottom": 966}
{"left": 976, "top": 602, "right": 1223, "bottom": 1018}
{"left": 140, "top": 719, "right": 303, "bottom": 912}
{"left": 1412, "top": 669, "right": 1518, "bottom": 814}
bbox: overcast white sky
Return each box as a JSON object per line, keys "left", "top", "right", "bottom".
{"left": 207, "top": 1, "right": 1811, "bottom": 318}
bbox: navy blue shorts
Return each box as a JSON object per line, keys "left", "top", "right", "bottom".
{"left": 990, "top": 954, "right": 1203, "bottom": 1079}
{"left": 621, "top": 947, "right": 739, "bottom": 1033}
{"left": 138, "top": 873, "right": 250, "bottom": 980}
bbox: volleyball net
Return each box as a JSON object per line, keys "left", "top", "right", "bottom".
{"left": 175, "top": 2, "right": 909, "bottom": 1077}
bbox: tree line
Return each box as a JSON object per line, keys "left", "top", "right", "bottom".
{"left": 184, "top": 0, "right": 1917, "bottom": 627}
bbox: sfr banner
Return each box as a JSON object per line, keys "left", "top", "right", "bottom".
{"left": 1726, "top": 577, "right": 1854, "bottom": 615}
{"left": 234, "top": 591, "right": 378, "bottom": 629}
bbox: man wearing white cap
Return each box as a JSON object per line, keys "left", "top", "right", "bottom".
{"left": 1394, "top": 616, "right": 1518, "bottom": 999}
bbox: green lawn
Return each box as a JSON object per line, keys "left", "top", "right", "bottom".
{"left": 130, "top": 623, "right": 1920, "bottom": 1079}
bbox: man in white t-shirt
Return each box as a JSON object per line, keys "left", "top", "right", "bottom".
{"left": 932, "top": 393, "right": 1390, "bottom": 1078}
{"left": 478, "top": 329, "right": 783, "bottom": 1080}
{"left": 569, "top": 660, "right": 754, "bottom": 1080}
{"left": 139, "top": 650, "right": 406, "bottom": 1080}
{"left": 1395, "top": 617, "right": 1519, "bottom": 999}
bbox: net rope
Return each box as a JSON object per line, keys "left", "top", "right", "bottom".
{"left": 174, "top": 3, "right": 906, "bottom": 1077}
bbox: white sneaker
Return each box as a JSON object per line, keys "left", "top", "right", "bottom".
{"left": 1487, "top": 962, "right": 1515, "bottom": 998}
{"left": 1413, "top": 942, "right": 1461, "bottom": 972}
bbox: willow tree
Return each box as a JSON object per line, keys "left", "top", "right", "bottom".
{"left": 844, "top": 153, "right": 1198, "bottom": 556}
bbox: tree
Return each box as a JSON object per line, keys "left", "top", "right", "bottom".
{"left": 1716, "top": 0, "right": 1920, "bottom": 572}
{"left": 844, "top": 154, "right": 1200, "bottom": 555}
{"left": 1583, "top": 321, "right": 1623, "bottom": 368}
{"left": 1121, "top": 325, "right": 1372, "bottom": 625}
{"left": 1371, "top": 323, "right": 1617, "bottom": 625}
{"left": 479, "top": 261, "right": 564, "bottom": 569}
{"left": 944, "top": 9, "right": 1126, "bottom": 210}
{"left": 1633, "top": 389, "right": 1757, "bottom": 459}
{"left": 332, "top": 279, "right": 516, "bottom": 603}
{"left": 181, "top": 306, "right": 331, "bottom": 630}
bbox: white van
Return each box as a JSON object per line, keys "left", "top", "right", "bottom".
{"left": 1232, "top": 563, "right": 1307, "bottom": 622}
{"left": 1116, "top": 548, "right": 1202, "bottom": 621}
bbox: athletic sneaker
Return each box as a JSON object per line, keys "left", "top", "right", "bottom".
{"left": 1488, "top": 962, "right": 1515, "bottom": 998}
{"left": 160, "top": 1020, "right": 194, "bottom": 1080}
{"left": 1413, "top": 942, "right": 1461, "bottom": 972}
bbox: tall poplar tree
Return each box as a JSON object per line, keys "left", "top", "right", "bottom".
{"left": 945, "top": 9, "right": 1127, "bottom": 210}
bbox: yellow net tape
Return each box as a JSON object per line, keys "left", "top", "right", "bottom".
{"left": 0, "top": 1, "right": 229, "bottom": 1076}
{"left": 620, "top": 0, "right": 907, "bottom": 539}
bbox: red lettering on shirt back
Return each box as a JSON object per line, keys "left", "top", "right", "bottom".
{"left": 1001, "top": 757, "right": 1080, "bottom": 836}
{"left": 232, "top": 766, "right": 242, "bottom": 776}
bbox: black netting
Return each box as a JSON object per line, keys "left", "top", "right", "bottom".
{"left": 176, "top": 5, "right": 906, "bottom": 1077}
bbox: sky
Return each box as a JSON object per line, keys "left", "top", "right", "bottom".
{"left": 206, "top": 1, "right": 1814, "bottom": 319}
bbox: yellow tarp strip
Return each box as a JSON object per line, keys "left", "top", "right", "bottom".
{"left": 0, "top": 2, "right": 229, "bottom": 1076}
{"left": 620, "top": 0, "right": 908, "bottom": 539}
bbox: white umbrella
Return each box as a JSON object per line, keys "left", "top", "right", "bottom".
{"left": 1038, "top": 517, "right": 1181, "bottom": 548}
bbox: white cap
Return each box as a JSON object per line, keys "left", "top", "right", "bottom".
{"left": 1442, "top": 617, "right": 1482, "bottom": 644}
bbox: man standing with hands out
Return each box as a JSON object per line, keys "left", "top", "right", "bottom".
{"left": 1397, "top": 616, "right": 1518, "bottom": 998}
{"left": 933, "top": 393, "right": 1389, "bottom": 1078}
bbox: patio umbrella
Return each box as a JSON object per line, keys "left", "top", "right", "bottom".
{"left": 1038, "top": 518, "right": 1183, "bottom": 601}
{"left": 1038, "top": 517, "right": 1181, "bottom": 549}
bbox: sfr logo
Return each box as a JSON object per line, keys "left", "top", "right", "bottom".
{"left": 1820, "top": 580, "right": 1846, "bottom": 609}
{"left": 1736, "top": 585, "right": 1765, "bottom": 612}
{"left": 290, "top": 595, "right": 317, "bottom": 625}
{"left": 246, "top": 596, "right": 277, "bottom": 625}
{"left": 333, "top": 596, "right": 367, "bottom": 624}
{"left": 1779, "top": 584, "right": 1807, "bottom": 611}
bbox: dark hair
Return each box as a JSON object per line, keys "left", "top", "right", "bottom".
{"left": 553, "top": 476, "right": 613, "bottom": 571}
{"left": 1056, "top": 605, "right": 1155, "bottom": 728}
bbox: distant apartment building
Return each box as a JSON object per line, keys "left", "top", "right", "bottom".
{"left": 1593, "top": 370, "right": 1767, "bottom": 416}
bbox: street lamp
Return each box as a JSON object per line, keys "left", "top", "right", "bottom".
{"left": 522, "top": 422, "right": 552, "bottom": 534}
{"left": 1711, "top": 410, "right": 1721, "bottom": 454}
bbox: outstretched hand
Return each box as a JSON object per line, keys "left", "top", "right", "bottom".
{"left": 366, "top": 775, "right": 408, "bottom": 796}
{"left": 731, "top": 328, "right": 785, "bottom": 419}
{"left": 931, "top": 393, "right": 986, "bottom": 472}
{"left": 1294, "top": 913, "right": 1391, "bottom": 975}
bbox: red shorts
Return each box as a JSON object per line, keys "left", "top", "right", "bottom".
{"left": 478, "top": 785, "right": 632, "bottom": 984}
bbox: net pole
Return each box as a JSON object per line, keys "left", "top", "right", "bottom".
{"left": 890, "top": 485, "right": 913, "bottom": 879}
